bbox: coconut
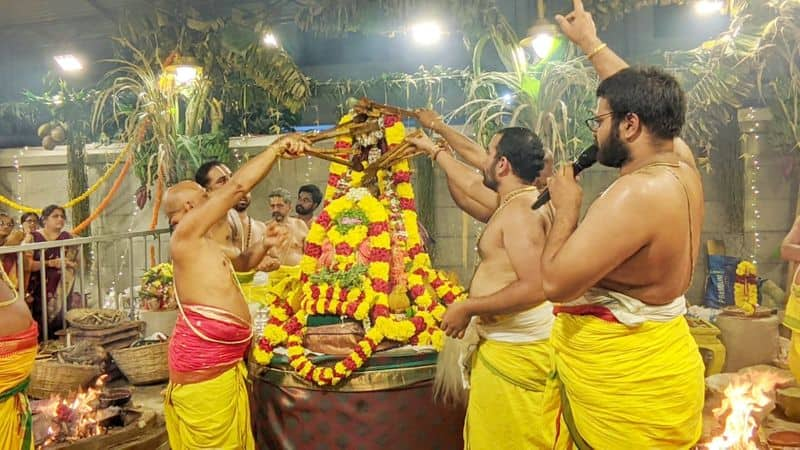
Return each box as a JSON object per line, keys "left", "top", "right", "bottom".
{"left": 49, "top": 125, "right": 66, "bottom": 144}
{"left": 42, "top": 136, "right": 56, "bottom": 150}
{"left": 37, "top": 123, "right": 52, "bottom": 138}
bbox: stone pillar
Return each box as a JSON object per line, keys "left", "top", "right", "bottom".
{"left": 738, "top": 107, "right": 794, "bottom": 285}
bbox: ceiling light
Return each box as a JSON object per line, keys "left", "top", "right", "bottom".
{"left": 54, "top": 54, "right": 83, "bottom": 72}
{"left": 411, "top": 21, "right": 442, "bottom": 45}
{"left": 519, "top": 0, "right": 558, "bottom": 59}
{"left": 694, "top": 0, "right": 725, "bottom": 15}
{"left": 263, "top": 32, "right": 279, "bottom": 48}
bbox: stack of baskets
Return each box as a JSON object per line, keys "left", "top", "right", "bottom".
{"left": 111, "top": 340, "right": 169, "bottom": 385}
{"left": 28, "top": 359, "right": 102, "bottom": 399}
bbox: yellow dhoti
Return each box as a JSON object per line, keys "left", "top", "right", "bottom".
{"left": 542, "top": 293, "right": 704, "bottom": 450}
{"left": 268, "top": 265, "right": 301, "bottom": 310}
{"left": 235, "top": 271, "right": 269, "bottom": 305}
{"left": 782, "top": 266, "right": 800, "bottom": 380}
{"left": 0, "top": 322, "right": 38, "bottom": 450}
{"left": 463, "top": 302, "right": 554, "bottom": 450}
{"left": 164, "top": 361, "right": 254, "bottom": 450}
{"left": 467, "top": 339, "right": 552, "bottom": 450}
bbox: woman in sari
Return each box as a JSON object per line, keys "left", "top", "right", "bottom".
{"left": 26, "top": 205, "right": 77, "bottom": 341}
{"left": 0, "top": 213, "right": 26, "bottom": 291}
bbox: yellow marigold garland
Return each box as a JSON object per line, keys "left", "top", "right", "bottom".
{"left": 734, "top": 260, "right": 758, "bottom": 316}
{"left": 0, "top": 142, "right": 131, "bottom": 214}
{"left": 254, "top": 113, "right": 467, "bottom": 386}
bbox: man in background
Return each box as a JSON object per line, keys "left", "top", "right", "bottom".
{"left": 294, "top": 184, "right": 323, "bottom": 228}
{"left": 264, "top": 188, "right": 308, "bottom": 296}
{"left": 194, "top": 161, "right": 279, "bottom": 303}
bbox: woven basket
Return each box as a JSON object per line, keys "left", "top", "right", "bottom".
{"left": 29, "top": 360, "right": 102, "bottom": 399}
{"left": 66, "top": 308, "right": 126, "bottom": 330}
{"left": 111, "top": 341, "right": 169, "bottom": 385}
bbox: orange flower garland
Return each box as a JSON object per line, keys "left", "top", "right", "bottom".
{"left": 253, "top": 113, "right": 467, "bottom": 386}
{"left": 71, "top": 151, "right": 133, "bottom": 235}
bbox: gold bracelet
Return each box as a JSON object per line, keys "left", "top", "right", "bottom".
{"left": 432, "top": 148, "right": 445, "bottom": 161}
{"left": 586, "top": 42, "right": 608, "bottom": 59}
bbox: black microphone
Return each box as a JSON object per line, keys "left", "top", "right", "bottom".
{"left": 531, "top": 144, "right": 598, "bottom": 210}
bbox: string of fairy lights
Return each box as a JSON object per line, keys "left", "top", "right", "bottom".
{"left": 743, "top": 106, "right": 762, "bottom": 267}
{"left": 106, "top": 192, "right": 141, "bottom": 308}
{"left": 12, "top": 148, "right": 25, "bottom": 208}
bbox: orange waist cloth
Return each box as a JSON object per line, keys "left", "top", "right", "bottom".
{"left": 0, "top": 321, "right": 38, "bottom": 358}
{"left": 169, "top": 304, "right": 252, "bottom": 376}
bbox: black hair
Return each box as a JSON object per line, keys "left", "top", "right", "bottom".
{"left": 41, "top": 204, "right": 66, "bottom": 221}
{"left": 195, "top": 160, "right": 224, "bottom": 188}
{"left": 494, "top": 127, "right": 545, "bottom": 183}
{"left": 21, "top": 212, "right": 39, "bottom": 226}
{"left": 298, "top": 184, "right": 323, "bottom": 206}
{"left": 596, "top": 67, "right": 686, "bottom": 140}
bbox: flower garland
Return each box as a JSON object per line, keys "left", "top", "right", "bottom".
{"left": 734, "top": 260, "right": 758, "bottom": 316}
{"left": 71, "top": 150, "right": 133, "bottom": 235}
{"left": 139, "top": 262, "right": 176, "bottom": 311}
{"left": 0, "top": 141, "right": 131, "bottom": 214}
{"left": 253, "top": 113, "right": 466, "bottom": 386}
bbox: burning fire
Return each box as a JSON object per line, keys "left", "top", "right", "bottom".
{"left": 38, "top": 375, "right": 109, "bottom": 446}
{"left": 704, "top": 374, "right": 778, "bottom": 450}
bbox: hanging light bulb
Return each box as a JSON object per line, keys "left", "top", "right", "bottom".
{"left": 694, "top": 0, "right": 725, "bottom": 15}
{"left": 520, "top": 0, "right": 558, "bottom": 59}
{"left": 162, "top": 55, "right": 203, "bottom": 89}
{"left": 263, "top": 32, "right": 279, "bottom": 48}
{"left": 410, "top": 20, "right": 443, "bottom": 45}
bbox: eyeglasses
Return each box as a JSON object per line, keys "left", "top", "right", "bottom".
{"left": 585, "top": 111, "right": 615, "bottom": 132}
{"left": 0, "top": 221, "right": 13, "bottom": 227}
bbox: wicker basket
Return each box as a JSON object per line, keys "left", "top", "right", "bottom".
{"left": 66, "top": 308, "right": 126, "bottom": 330}
{"left": 29, "top": 360, "right": 102, "bottom": 399}
{"left": 111, "top": 341, "right": 169, "bottom": 385}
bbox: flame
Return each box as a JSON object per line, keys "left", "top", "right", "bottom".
{"left": 705, "top": 375, "right": 775, "bottom": 450}
{"left": 39, "top": 375, "right": 109, "bottom": 446}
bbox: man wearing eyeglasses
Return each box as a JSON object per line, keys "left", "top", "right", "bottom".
{"left": 539, "top": 1, "right": 705, "bottom": 448}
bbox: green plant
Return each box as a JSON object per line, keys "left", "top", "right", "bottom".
{"left": 92, "top": 44, "right": 180, "bottom": 187}
{"left": 293, "top": 0, "right": 501, "bottom": 41}
{"left": 452, "top": 18, "right": 598, "bottom": 161}
{"left": 25, "top": 79, "right": 99, "bottom": 232}
{"left": 117, "top": 3, "right": 310, "bottom": 123}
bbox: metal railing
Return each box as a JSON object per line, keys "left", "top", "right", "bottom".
{"left": 0, "top": 229, "right": 171, "bottom": 340}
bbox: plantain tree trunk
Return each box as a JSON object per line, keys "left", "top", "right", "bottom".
{"left": 67, "top": 142, "right": 91, "bottom": 236}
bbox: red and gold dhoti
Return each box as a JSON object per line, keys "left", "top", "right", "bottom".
{"left": 165, "top": 304, "right": 254, "bottom": 450}
{"left": 0, "top": 321, "right": 38, "bottom": 450}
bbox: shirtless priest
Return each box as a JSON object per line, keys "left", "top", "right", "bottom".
{"left": 540, "top": 1, "right": 705, "bottom": 448}
{"left": 407, "top": 126, "right": 553, "bottom": 450}
{"left": 162, "top": 134, "right": 309, "bottom": 450}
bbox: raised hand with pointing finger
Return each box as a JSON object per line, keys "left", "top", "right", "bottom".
{"left": 554, "top": 0, "right": 602, "bottom": 54}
